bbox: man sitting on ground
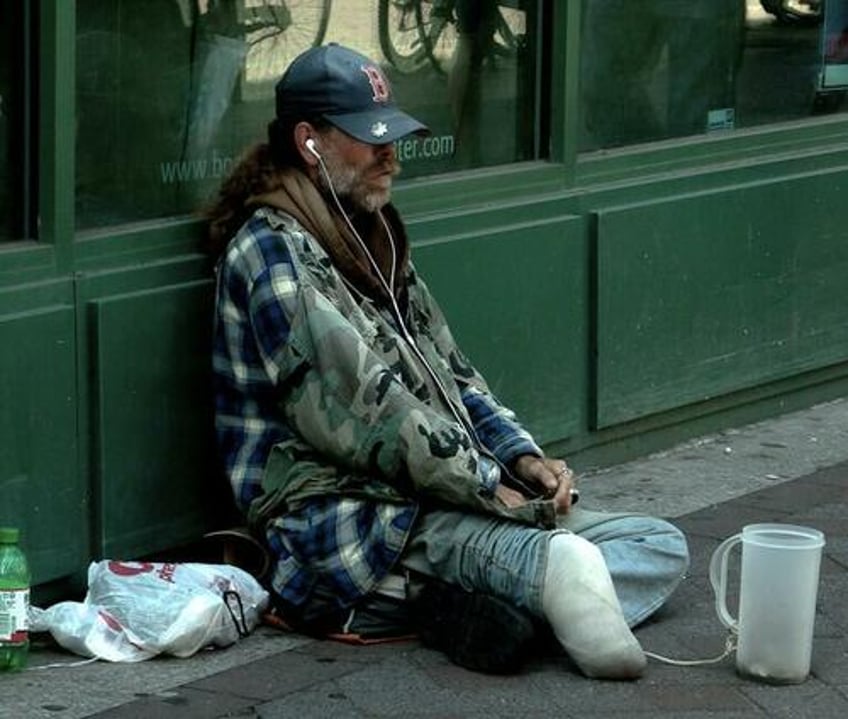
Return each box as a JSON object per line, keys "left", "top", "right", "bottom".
{"left": 206, "top": 43, "right": 689, "bottom": 679}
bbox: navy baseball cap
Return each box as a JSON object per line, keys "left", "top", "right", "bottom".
{"left": 275, "top": 43, "right": 429, "bottom": 144}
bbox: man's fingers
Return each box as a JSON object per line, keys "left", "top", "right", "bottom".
{"left": 551, "top": 474, "right": 576, "bottom": 513}
{"left": 542, "top": 460, "right": 572, "bottom": 497}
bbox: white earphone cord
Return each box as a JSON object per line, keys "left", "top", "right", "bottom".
{"left": 313, "top": 152, "right": 509, "bottom": 472}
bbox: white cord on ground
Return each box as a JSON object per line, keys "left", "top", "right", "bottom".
{"left": 27, "top": 656, "right": 100, "bottom": 670}
{"left": 23, "top": 637, "right": 737, "bottom": 671}
{"left": 644, "top": 633, "right": 737, "bottom": 667}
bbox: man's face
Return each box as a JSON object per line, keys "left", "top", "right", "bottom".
{"left": 316, "top": 128, "right": 400, "bottom": 213}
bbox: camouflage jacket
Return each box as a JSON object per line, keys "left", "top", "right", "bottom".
{"left": 214, "top": 206, "right": 558, "bottom": 537}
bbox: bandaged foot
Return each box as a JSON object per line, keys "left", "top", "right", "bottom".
{"left": 542, "top": 533, "right": 646, "bottom": 680}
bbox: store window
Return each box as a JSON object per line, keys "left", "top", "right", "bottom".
{"left": 0, "top": 1, "right": 26, "bottom": 242}
{"left": 579, "top": 0, "right": 848, "bottom": 153}
{"left": 75, "top": 0, "right": 541, "bottom": 230}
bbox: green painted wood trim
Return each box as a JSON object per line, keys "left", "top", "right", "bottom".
{"left": 0, "top": 275, "right": 74, "bottom": 314}
{"left": 74, "top": 217, "right": 204, "bottom": 270}
{"left": 72, "top": 255, "right": 215, "bottom": 547}
{"left": 77, "top": 253, "right": 211, "bottom": 292}
{"left": 0, "top": 1, "right": 71, "bottom": 286}
{"left": 550, "top": 361, "right": 848, "bottom": 473}
{"left": 575, "top": 145, "right": 848, "bottom": 217}
{"left": 412, "top": 211, "right": 587, "bottom": 445}
{"left": 38, "top": 0, "right": 75, "bottom": 268}
{"left": 88, "top": 280, "right": 219, "bottom": 558}
{"left": 577, "top": 115, "right": 848, "bottom": 188}
{"left": 390, "top": 162, "right": 568, "bottom": 218}
{"left": 0, "top": 242, "right": 55, "bottom": 285}
{"left": 552, "top": 0, "right": 580, "bottom": 177}
{"left": 404, "top": 188, "right": 579, "bottom": 242}
{"left": 593, "top": 169, "right": 848, "bottom": 427}
{"left": 0, "top": 278, "right": 84, "bottom": 585}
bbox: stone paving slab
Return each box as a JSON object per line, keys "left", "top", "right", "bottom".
{"left": 4, "top": 399, "right": 847, "bottom": 719}
{"left": 579, "top": 398, "right": 848, "bottom": 519}
{"left": 76, "top": 460, "right": 848, "bottom": 719}
{"left": 0, "top": 631, "right": 310, "bottom": 719}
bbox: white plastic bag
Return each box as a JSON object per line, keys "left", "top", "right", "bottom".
{"left": 30, "top": 601, "right": 153, "bottom": 662}
{"left": 31, "top": 560, "right": 269, "bottom": 662}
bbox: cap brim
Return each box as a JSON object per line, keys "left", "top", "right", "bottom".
{"left": 324, "top": 107, "right": 430, "bottom": 144}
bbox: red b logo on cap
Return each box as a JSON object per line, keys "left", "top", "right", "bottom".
{"left": 361, "top": 64, "right": 390, "bottom": 103}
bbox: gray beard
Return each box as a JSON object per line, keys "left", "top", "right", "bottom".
{"left": 317, "top": 152, "right": 391, "bottom": 214}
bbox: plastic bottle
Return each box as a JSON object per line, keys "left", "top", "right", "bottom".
{"left": 0, "top": 527, "right": 31, "bottom": 671}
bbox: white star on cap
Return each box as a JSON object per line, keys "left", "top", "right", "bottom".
{"left": 370, "top": 121, "right": 388, "bottom": 138}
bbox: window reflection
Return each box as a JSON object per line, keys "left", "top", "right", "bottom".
{"left": 580, "top": 0, "right": 848, "bottom": 153}
{"left": 75, "top": 0, "right": 539, "bottom": 230}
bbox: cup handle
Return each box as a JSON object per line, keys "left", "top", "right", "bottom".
{"left": 709, "top": 532, "right": 742, "bottom": 633}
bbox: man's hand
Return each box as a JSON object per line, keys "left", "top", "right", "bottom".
{"left": 494, "top": 483, "right": 528, "bottom": 508}
{"left": 513, "top": 454, "right": 577, "bottom": 514}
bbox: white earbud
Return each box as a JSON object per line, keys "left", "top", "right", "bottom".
{"left": 305, "top": 138, "right": 321, "bottom": 160}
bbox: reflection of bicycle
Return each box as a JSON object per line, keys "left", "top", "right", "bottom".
{"left": 239, "top": 0, "right": 332, "bottom": 90}
{"left": 378, "top": 0, "right": 525, "bottom": 74}
{"left": 759, "top": 0, "right": 822, "bottom": 25}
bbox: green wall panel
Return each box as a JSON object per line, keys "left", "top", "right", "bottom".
{"left": 88, "top": 278, "right": 220, "bottom": 558}
{"left": 0, "top": 281, "right": 82, "bottom": 584}
{"left": 594, "top": 169, "right": 848, "bottom": 427}
{"left": 412, "top": 213, "right": 586, "bottom": 446}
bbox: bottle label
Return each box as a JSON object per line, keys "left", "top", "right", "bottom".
{"left": 0, "top": 588, "right": 29, "bottom": 642}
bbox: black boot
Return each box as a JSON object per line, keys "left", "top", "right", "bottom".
{"left": 410, "top": 580, "right": 537, "bottom": 674}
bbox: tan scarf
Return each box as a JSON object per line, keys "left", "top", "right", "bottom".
{"left": 248, "top": 168, "right": 409, "bottom": 303}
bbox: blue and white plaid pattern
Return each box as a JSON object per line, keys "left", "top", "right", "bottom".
{"left": 265, "top": 497, "right": 416, "bottom": 609}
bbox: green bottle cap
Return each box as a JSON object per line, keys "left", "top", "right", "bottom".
{"left": 0, "top": 527, "right": 21, "bottom": 543}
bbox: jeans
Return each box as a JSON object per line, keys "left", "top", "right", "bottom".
{"left": 400, "top": 507, "right": 690, "bottom": 628}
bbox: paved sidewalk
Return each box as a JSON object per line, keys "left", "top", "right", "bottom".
{"left": 5, "top": 399, "right": 848, "bottom": 719}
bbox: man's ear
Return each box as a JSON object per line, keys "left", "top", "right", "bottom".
{"left": 294, "top": 122, "right": 319, "bottom": 166}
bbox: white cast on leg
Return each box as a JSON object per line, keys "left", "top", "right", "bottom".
{"left": 542, "top": 532, "right": 647, "bottom": 680}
